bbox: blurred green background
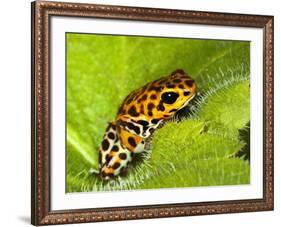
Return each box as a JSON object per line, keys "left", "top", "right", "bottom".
{"left": 66, "top": 33, "right": 250, "bottom": 192}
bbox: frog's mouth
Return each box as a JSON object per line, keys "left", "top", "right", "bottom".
{"left": 180, "top": 92, "right": 196, "bottom": 110}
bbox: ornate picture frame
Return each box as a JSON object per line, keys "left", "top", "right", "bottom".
{"left": 31, "top": 0, "right": 274, "bottom": 225}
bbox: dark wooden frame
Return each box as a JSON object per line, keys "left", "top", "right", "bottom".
{"left": 31, "top": 0, "right": 274, "bottom": 225}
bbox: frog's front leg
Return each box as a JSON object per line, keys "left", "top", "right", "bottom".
{"left": 117, "top": 116, "right": 163, "bottom": 139}
{"left": 118, "top": 127, "right": 146, "bottom": 153}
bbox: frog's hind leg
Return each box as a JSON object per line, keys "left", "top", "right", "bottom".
{"left": 99, "top": 122, "right": 133, "bottom": 180}
{"left": 101, "top": 147, "right": 132, "bottom": 179}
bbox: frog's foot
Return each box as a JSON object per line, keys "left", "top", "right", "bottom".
{"left": 89, "top": 168, "right": 99, "bottom": 175}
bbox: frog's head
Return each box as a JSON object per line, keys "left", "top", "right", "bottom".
{"left": 150, "top": 69, "right": 197, "bottom": 119}
{"left": 118, "top": 69, "right": 197, "bottom": 123}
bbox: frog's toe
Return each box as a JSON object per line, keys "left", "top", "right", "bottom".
{"left": 89, "top": 168, "right": 99, "bottom": 175}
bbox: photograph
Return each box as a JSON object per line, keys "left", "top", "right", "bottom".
{"left": 66, "top": 33, "right": 250, "bottom": 192}
{"left": 30, "top": 1, "right": 274, "bottom": 225}
{"left": 0, "top": 0, "right": 279, "bottom": 226}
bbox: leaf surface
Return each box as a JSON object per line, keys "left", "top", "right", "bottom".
{"left": 66, "top": 34, "right": 250, "bottom": 192}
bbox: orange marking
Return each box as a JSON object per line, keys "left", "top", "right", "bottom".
{"left": 119, "top": 127, "right": 143, "bottom": 152}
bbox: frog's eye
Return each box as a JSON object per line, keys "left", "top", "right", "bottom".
{"left": 161, "top": 92, "right": 179, "bottom": 104}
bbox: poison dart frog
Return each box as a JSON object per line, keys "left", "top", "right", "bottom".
{"left": 98, "top": 69, "right": 197, "bottom": 179}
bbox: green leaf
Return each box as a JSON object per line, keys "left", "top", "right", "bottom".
{"left": 140, "top": 158, "right": 250, "bottom": 189}
{"left": 197, "top": 81, "right": 250, "bottom": 136}
{"left": 66, "top": 33, "right": 250, "bottom": 192}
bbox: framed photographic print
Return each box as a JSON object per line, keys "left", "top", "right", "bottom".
{"left": 31, "top": 0, "right": 274, "bottom": 225}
